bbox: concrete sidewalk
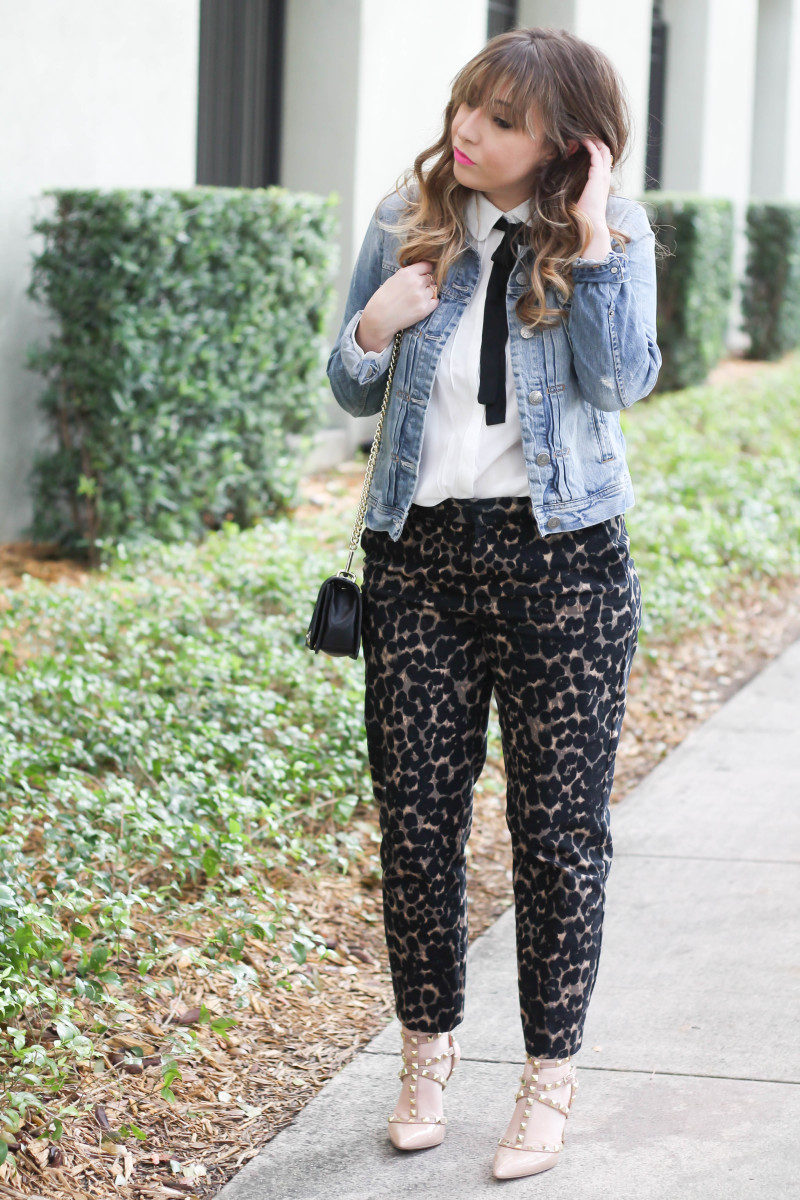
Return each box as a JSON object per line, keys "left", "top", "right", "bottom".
{"left": 217, "top": 636, "right": 800, "bottom": 1200}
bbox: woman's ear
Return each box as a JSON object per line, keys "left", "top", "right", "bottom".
{"left": 566, "top": 139, "right": 580, "bottom": 156}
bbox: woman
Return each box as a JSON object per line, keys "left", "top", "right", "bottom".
{"left": 326, "top": 26, "right": 660, "bottom": 1181}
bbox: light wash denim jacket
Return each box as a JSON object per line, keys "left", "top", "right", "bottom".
{"left": 326, "top": 187, "right": 661, "bottom": 540}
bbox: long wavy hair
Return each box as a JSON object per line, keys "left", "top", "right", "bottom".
{"left": 374, "top": 26, "right": 635, "bottom": 330}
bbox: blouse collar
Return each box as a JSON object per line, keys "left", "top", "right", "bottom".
{"left": 465, "top": 189, "right": 536, "bottom": 242}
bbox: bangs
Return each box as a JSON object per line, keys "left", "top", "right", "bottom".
{"left": 455, "top": 60, "right": 537, "bottom": 133}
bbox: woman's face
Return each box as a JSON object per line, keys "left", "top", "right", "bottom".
{"left": 451, "top": 92, "right": 569, "bottom": 211}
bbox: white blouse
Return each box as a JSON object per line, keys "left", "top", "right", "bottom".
{"left": 340, "top": 189, "right": 534, "bottom": 505}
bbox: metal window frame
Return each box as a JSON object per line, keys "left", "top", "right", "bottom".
{"left": 196, "top": 0, "right": 285, "bottom": 187}
{"left": 488, "top": 0, "right": 519, "bottom": 39}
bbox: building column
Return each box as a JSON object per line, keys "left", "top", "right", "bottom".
{"left": 750, "top": 0, "right": 800, "bottom": 199}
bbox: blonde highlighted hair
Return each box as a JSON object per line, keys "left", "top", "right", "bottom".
{"left": 374, "top": 26, "right": 634, "bottom": 329}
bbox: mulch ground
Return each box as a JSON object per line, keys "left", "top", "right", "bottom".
{"left": 2, "top": 356, "right": 799, "bottom": 1197}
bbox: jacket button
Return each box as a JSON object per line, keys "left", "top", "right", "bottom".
{"left": 520, "top": 326, "right": 533, "bottom": 338}
{"left": 535, "top": 451, "right": 550, "bottom": 466}
{"left": 516, "top": 271, "right": 527, "bottom": 283}
{"left": 529, "top": 390, "right": 543, "bottom": 404}
{"left": 546, "top": 516, "right": 561, "bottom": 530}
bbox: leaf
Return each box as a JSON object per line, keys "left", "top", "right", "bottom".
{"left": 89, "top": 944, "right": 110, "bottom": 971}
{"left": 94, "top": 1103, "right": 111, "bottom": 1130}
{"left": 209, "top": 1016, "right": 236, "bottom": 1036}
{"left": 201, "top": 846, "right": 221, "bottom": 877}
{"left": 175, "top": 1006, "right": 203, "bottom": 1026}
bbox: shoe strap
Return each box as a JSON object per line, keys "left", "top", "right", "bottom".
{"left": 399, "top": 1065, "right": 451, "bottom": 1087}
{"left": 497, "top": 1135, "right": 565, "bottom": 1153}
{"left": 399, "top": 1033, "right": 455, "bottom": 1069}
{"left": 516, "top": 1067, "right": 578, "bottom": 1114}
{"left": 518, "top": 1066, "right": 576, "bottom": 1092}
{"left": 400, "top": 1043, "right": 456, "bottom": 1067}
{"left": 395, "top": 1030, "right": 458, "bottom": 1121}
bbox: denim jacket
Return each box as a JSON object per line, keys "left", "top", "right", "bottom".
{"left": 326, "top": 186, "right": 661, "bottom": 540}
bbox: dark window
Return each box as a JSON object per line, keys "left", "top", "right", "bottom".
{"left": 645, "top": 0, "right": 668, "bottom": 190}
{"left": 488, "top": 0, "right": 518, "bottom": 39}
{"left": 196, "top": 0, "right": 285, "bottom": 187}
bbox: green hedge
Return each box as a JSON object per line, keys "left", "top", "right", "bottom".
{"left": 741, "top": 201, "right": 800, "bottom": 360}
{"left": 24, "top": 186, "right": 340, "bottom": 564}
{"left": 641, "top": 191, "right": 735, "bottom": 393}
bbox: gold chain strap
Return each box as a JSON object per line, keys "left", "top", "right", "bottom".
{"left": 338, "top": 328, "right": 405, "bottom": 580}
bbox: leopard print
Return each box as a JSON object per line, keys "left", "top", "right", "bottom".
{"left": 359, "top": 496, "right": 642, "bottom": 1059}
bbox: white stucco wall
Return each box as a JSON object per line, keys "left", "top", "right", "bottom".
{"left": 0, "top": 0, "right": 201, "bottom": 541}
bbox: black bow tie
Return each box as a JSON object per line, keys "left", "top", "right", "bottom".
{"left": 478, "top": 216, "right": 521, "bottom": 426}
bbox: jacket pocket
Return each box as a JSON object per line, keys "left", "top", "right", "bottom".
{"left": 388, "top": 398, "right": 411, "bottom": 508}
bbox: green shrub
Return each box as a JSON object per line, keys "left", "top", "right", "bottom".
{"left": 741, "top": 201, "right": 800, "bottom": 360}
{"left": 641, "top": 192, "right": 735, "bottom": 392}
{"left": 24, "top": 186, "right": 340, "bottom": 564}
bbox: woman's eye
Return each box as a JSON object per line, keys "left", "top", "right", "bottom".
{"left": 461, "top": 102, "right": 511, "bottom": 128}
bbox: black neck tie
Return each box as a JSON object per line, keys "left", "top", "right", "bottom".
{"left": 478, "top": 215, "right": 521, "bottom": 426}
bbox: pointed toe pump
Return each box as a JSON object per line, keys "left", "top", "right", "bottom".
{"left": 387, "top": 1026, "right": 461, "bottom": 1150}
{"left": 492, "top": 1053, "right": 578, "bottom": 1179}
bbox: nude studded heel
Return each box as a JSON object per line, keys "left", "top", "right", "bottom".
{"left": 492, "top": 1053, "right": 579, "bottom": 1179}
{"left": 387, "top": 1026, "right": 461, "bottom": 1150}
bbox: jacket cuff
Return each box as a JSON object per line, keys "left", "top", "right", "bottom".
{"left": 339, "top": 309, "right": 394, "bottom": 384}
{"left": 571, "top": 247, "right": 630, "bottom": 284}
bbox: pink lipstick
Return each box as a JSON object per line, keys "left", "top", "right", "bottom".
{"left": 454, "top": 147, "right": 476, "bottom": 165}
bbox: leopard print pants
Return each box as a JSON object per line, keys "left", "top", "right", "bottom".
{"left": 360, "top": 496, "right": 642, "bottom": 1059}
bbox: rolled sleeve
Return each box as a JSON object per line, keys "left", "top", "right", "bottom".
{"left": 571, "top": 245, "right": 631, "bottom": 285}
{"left": 339, "top": 308, "right": 395, "bottom": 384}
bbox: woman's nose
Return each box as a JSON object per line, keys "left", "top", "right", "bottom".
{"left": 459, "top": 110, "right": 480, "bottom": 141}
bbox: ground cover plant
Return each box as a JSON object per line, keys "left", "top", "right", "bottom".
{"left": 0, "top": 351, "right": 798, "bottom": 1195}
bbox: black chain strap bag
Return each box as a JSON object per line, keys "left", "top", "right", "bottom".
{"left": 305, "top": 329, "right": 405, "bottom": 659}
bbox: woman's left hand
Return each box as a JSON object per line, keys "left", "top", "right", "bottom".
{"left": 574, "top": 137, "right": 613, "bottom": 258}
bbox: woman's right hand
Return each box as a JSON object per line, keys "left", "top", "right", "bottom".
{"left": 355, "top": 261, "right": 440, "bottom": 354}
